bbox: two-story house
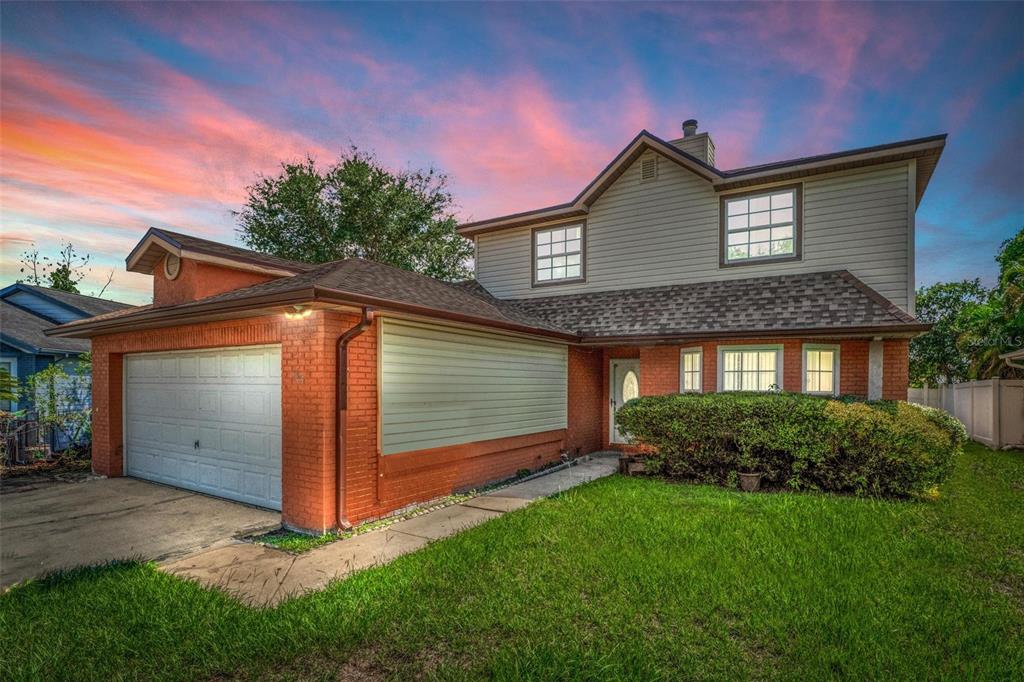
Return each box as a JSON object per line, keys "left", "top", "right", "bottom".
{"left": 49, "top": 122, "right": 944, "bottom": 533}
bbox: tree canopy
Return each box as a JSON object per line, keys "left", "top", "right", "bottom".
{"left": 236, "top": 148, "right": 474, "bottom": 281}
{"left": 910, "top": 227, "right": 1024, "bottom": 384}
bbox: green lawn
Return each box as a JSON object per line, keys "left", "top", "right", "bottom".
{"left": 2, "top": 442, "right": 1022, "bottom": 680}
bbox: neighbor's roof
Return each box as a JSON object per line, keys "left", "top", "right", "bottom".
{"left": 457, "top": 131, "right": 946, "bottom": 235}
{"left": 126, "top": 227, "right": 316, "bottom": 277}
{"left": 0, "top": 284, "right": 133, "bottom": 354}
{"left": 499, "top": 271, "right": 926, "bottom": 342}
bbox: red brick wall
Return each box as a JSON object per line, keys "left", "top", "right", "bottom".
{"left": 601, "top": 337, "right": 886, "bottom": 450}
{"left": 840, "top": 339, "right": 869, "bottom": 397}
{"left": 90, "top": 313, "right": 343, "bottom": 533}
{"left": 882, "top": 338, "right": 910, "bottom": 400}
{"left": 153, "top": 256, "right": 277, "bottom": 307}
{"left": 566, "top": 347, "right": 603, "bottom": 457}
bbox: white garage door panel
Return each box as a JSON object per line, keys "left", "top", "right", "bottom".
{"left": 125, "top": 345, "right": 282, "bottom": 510}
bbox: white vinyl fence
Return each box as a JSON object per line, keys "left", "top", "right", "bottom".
{"left": 908, "top": 379, "right": 1024, "bottom": 449}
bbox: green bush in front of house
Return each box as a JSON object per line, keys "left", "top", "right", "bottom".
{"left": 614, "top": 392, "right": 966, "bottom": 497}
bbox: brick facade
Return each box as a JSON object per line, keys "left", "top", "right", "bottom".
{"left": 90, "top": 260, "right": 912, "bottom": 531}
{"left": 153, "top": 256, "right": 277, "bottom": 307}
{"left": 601, "top": 337, "right": 909, "bottom": 450}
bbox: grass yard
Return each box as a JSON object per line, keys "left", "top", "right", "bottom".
{"left": 2, "top": 441, "right": 1022, "bottom": 680}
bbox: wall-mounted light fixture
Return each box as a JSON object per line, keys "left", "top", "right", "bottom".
{"left": 284, "top": 304, "right": 313, "bottom": 320}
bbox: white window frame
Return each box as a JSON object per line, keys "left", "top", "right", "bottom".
{"left": 679, "top": 346, "right": 703, "bottom": 393}
{"left": 717, "top": 344, "right": 784, "bottom": 392}
{"left": 0, "top": 356, "right": 18, "bottom": 411}
{"left": 722, "top": 185, "right": 800, "bottom": 265}
{"left": 533, "top": 223, "right": 584, "bottom": 286}
{"left": 803, "top": 343, "right": 840, "bottom": 397}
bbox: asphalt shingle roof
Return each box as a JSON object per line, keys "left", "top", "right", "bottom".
{"left": 2, "top": 300, "right": 91, "bottom": 353}
{"left": 19, "top": 285, "right": 133, "bottom": 317}
{"left": 501, "top": 270, "right": 919, "bottom": 338}
{"left": 155, "top": 229, "right": 317, "bottom": 273}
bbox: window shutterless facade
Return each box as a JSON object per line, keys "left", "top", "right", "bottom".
{"left": 720, "top": 185, "right": 801, "bottom": 267}
{"left": 717, "top": 345, "right": 783, "bottom": 392}
{"left": 532, "top": 223, "right": 585, "bottom": 286}
{"left": 679, "top": 347, "right": 702, "bottom": 392}
{"left": 803, "top": 344, "right": 840, "bottom": 396}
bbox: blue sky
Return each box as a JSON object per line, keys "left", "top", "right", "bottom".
{"left": 1, "top": 1, "right": 1021, "bottom": 303}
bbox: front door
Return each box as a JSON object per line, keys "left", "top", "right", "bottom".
{"left": 610, "top": 359, "right": 640, "bottom": 443}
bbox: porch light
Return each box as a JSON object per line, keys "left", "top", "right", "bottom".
{"left": 284, "top": 305, "right": 313, "bottom": 320}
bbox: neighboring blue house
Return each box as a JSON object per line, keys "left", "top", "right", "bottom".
{"left": 0, "top": 283, "right": 133, "bottom": 412}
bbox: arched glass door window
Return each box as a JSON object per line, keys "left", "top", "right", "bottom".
{"left": 621, "top": 370, "right": 639, "bottom": 404}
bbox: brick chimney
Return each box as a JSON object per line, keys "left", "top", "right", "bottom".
{"left": 669, "top": 118, "right": 715, "bottom": 167}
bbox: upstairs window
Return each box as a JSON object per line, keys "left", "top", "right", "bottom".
{"left": 534, "top": 224, "right": 584, "bottom": 285}
{"left": 722, "top": 186, "right": 800, "bottom": 265}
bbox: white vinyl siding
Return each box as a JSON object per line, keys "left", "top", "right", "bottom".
{"left": 475, "top": 152, "right": 912, "bottom": 310}
{"left": 380, "top": 319, "right": 568, "bottom": 455}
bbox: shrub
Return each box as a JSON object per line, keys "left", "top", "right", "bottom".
{"left": 615, "top": 392, "right": 964, "bottom": 497}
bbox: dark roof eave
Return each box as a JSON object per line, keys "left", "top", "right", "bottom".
{"left": 45, "top": 285, "right": 582, "bottom": 343}
{"left": 577, "top": 323, "right": 931, "bottom": 345}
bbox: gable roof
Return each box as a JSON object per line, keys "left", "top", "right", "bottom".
{"left": 126, "top": 227, "right": 315, "bottom": 277}
{"left": 47, "top": 231, "right": 926, "bottom": 343}
{"left": 456, "top": 131, "right": 946, "bottom": 235}
{"left": 47, "top": 258, "right": 577, "bottom": 341}
{"left": 0, "top": 285, "right": 133, "bottom": 355}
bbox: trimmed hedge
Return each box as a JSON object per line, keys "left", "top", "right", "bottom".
{"left": 615, "top": 392, "right": 966, "bottom": 497}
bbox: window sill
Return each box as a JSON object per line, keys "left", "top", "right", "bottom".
{"left": 531, "top": 277, "right": 586, "bottom": 288}
{"left": 719, "top": 254, "right": 801, "bottom": 269}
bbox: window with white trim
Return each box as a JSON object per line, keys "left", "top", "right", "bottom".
{"left": 534, "top": 224, "right": 583, "bottom": 284}
{"left": 718, "top": 346, "right": 782, "bottom": 392}
{"left": 803, "top": 344, "right": 839, "bottom": 396}
{"left": 0, "top": 357, "right": 17, "bottom": 411}
{"left": 724, "top": 188, "right": 797, "bottom": 263}
{"left": 680, "top": 348, "right": 702, "bottom": 392}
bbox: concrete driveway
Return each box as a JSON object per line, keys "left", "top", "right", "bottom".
{"left": 1, "top": 477, "right": 280, "bottom": 589}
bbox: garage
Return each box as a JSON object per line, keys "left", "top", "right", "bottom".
{"left": 124, "top": 345, "right": 282, "bottom": 510}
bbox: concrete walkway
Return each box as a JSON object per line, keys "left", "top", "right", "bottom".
{"left": 161, "top": 455, "right": 618, "bottom": 606}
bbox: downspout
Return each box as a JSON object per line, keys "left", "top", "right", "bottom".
{"left": 336, "top": 307, "right": 374, "bottom": 529}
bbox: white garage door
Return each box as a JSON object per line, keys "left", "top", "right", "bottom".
{"left": 124, "top": 345, "right": 282, "bottom": 510}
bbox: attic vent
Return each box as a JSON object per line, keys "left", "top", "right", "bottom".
{"left": 640, "top": 156, "right": 658, "bottom": 182}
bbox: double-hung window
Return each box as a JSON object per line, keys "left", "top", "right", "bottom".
{"left": 534, "top": 224, "right": 584, "bottom": 285}
{"left": 722, "top": 186, "right": 800, "bottom": 265}
{"left": 803, "top": 344, "right": 840, "bottom": 396}
{"left": 680, "top": 348, "right": 702, "bottom": 392}
{"left": 718, "top": 345, "right": 783, "bottom": 392}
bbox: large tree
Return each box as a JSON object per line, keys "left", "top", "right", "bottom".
{"left": 236, "top": 148, "right": 473, "bottom": 280}
{"left": 910, "top": 279, "right": 989, "bottom": 385}
{"left": 910, "top": 226, "right": 1024, "bottom": 384}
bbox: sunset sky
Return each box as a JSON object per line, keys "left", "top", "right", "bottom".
{"left": 1, "top": 1, "right": 1021, "bottom": 304}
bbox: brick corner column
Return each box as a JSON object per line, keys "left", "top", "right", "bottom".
{"left": 882, "top": 338, "right": 910, "bottom": 401}
{"left": 91, "top": 348, "right": 124, "bottom": 477}
{"left": 280, "top": 311, "right": 339, "bottom": 534}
